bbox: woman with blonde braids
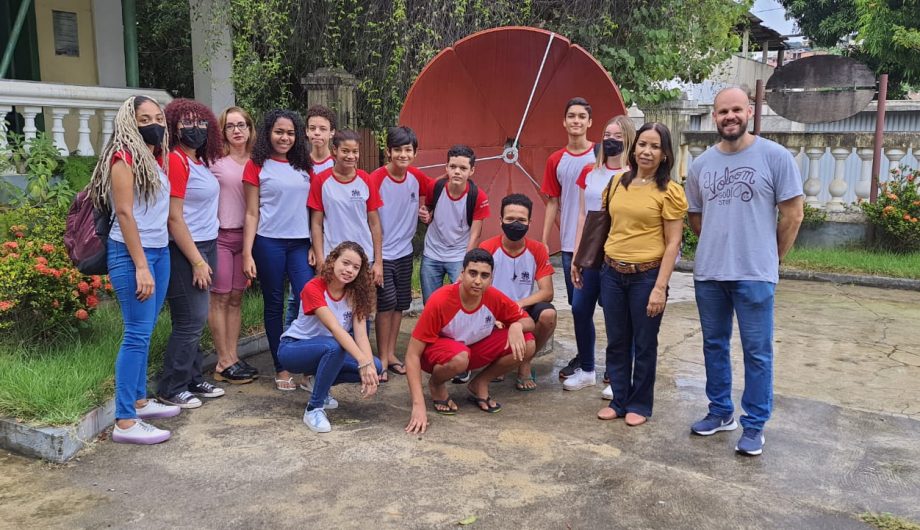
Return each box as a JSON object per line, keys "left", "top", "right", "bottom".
{"left": 277, "top": 241, "right": 381, "bottom": 433}
{"left": 89, "top": 95, "right": 180, "bottom": 445}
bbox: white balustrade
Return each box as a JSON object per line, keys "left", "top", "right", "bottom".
{"left": 0, "top": 104, "right": 10, "bottom": 150}
{"left": 804, "top": 147, "right": 825, "bottom": 207}
{"left": 855, "top": 148, "right": 874, "bottom": 201}
{"left": 50, "top": 107, "right": 70, "bottom": 154}
{"left": 827, "top": 147, "right": 851, "bottom": 211}
{"left": 885, "top": 148, "right": 907, "bottom": 177}
{"left": 76, "top": 109, "right": 96, "bottom": 156}
{"left": 0, "top": 79, "right": 173, "bottom": 158}
{"left": 101, "top": 109, "right": 118, "bottom": 148}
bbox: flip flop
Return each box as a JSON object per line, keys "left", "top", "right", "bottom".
{"left": 432, "top": 398, "right": 459, "bottom": 415}
{"left": 379, "top": 371, "right": 389, "bottom": 383}
{"left": 466, "top": 394, "right": 502, "bottom": 414}
{"left": 515, "top": 368, "right": 537, "bottom": 392}
{"left": 387, "top": 362, "right": 407, "bottom": 376}
{"left": 275, "top": 377, "right": 296, "bottom": 391}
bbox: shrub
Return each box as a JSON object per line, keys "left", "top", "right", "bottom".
{"left": 1, "top": 133, "right": 76, "bottom": 209}
{"left": 861, "top": 166, "right": 920, "bottom": 253}
{"left": 60, "top": 155, "right": 98, "bottom": 191}
{"left": 0, "top": 204, "right": 106, "bottom": 337}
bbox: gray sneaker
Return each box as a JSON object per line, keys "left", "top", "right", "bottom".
{"left": 158, "top": 391, "right": 202, "bottom": 409}
{"left": 735, "top": 428, "right": 765, "bottom": 456}
{"left": 690, "top": 413, "right": 738, "bottom": 436}
{"left": 304, "top": 408, "right": 331, "bottom": 433}
{"left": 188, "top": 381, "right": 225, "bottom": 398}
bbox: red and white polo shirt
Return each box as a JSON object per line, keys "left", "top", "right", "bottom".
{"left": 412, "top": 283, "right": 526, "bottom": 345}
{"left": 308, "top": 168, "right": 383, "bottom": 262}
{"left": 540, "top": 145, "right": 596, "bottom": 251}
{"left": 282, "top": 277, "right": 354, "bottom": 340}
{"left": 479, "top": 236, "right": 554, "bottom": 302}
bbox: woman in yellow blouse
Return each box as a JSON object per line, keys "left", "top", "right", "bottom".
{"left": 597, "top": 122, "right": 688, "bottom": 426}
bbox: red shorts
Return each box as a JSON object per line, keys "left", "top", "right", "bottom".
{"left": 420, "top": 328, "right": 536, "bottom": 373}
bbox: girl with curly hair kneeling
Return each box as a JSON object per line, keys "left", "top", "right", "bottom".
{"left": 278, "top": 241, "right": 382, "bottom": 433}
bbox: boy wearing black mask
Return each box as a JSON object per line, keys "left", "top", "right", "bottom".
{"left": 479, "top": 193, "right": 556, "bottom": 391}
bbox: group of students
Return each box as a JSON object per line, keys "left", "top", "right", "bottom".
{"left": 89, "top": 88, "right": 801, "bottom": 457}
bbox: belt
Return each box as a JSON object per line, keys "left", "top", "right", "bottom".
{"left": 604, "top": 256, "right": 661, "bottom": 274}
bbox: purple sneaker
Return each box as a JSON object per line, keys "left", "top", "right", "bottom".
{"left": 136, "top": 399, "right": 181, "bottom": 420}
{"left": 112, "top": 420, "right": 171, "bottom": 445}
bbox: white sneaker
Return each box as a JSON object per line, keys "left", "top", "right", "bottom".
{"left": 601, "top": 385, "right": 613, "bottom": 400}
{"left": 324, "top": 395, "right": 339, "bottom": 409}
{"left": 135, "top": 400, "right": 181, "bottom": 419}
{"left": 112, "top": 420, "right": 171, "bottom": 445}
{"left": 304, "top": 408, "right": 331, "bottom": 433}
{"left": 562, "top": 369, "right": 596, "bottom": 391}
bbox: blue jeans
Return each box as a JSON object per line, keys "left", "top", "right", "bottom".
{"left": 601, "top": 266, "right": 664, "bottom": 418}
{"left": 108, "top": 240, "right": 170, "bottom": 420}
{"left": 277, "top": 335, "right": 382, "bottom": 409}
{"left": 157, "top": 239, "right": 216, "bottom": 397}
{"left": 561, "top": 251, "right": 574, "bottom": 305}
{"left": 571, "top": 266, "right": 603, "bottom": 372}
{"left": 252, "top": 235, "right": 314, "bottom": 372}
{"left": 420, "top": 255, "right": 462, "bottom": 304}
{"left": 694, "top": 280, "right": 776, "bottom": 430}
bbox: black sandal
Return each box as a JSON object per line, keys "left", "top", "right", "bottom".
{"left": 466, "top": 394, "right": 502, "bottom": 413}
{"left": 387, "top": 362, "right": 407, "bottom": 375}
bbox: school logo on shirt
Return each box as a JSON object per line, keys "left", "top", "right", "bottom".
{"left": 410, "top": 191, "right": 416, "bottom": 201}
{"left": 351, "top": 189, "right": 363, "bottom": 200}
{"left": 485, "top": 315, "right": 493, "bottom": 324}
{"left": 342, "top": 310, "right": 353, "bottom": 328}
{"left": 518, "top": 271, "right": 531, "bottom": 284}
{"left": 702, "top": 166, "right": 757, "bottom": 206}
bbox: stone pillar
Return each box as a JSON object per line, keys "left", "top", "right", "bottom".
{"left": 827, "top": 147, "right": 851, "bottom": 211}
{"left": 101, "top": 109, "right": 119, "bottom": 149}
{"left": 640, "top": 97, "right": 706, "bottom": 179}
{"left": 93, "top": 0, "right": 127, "bottom": 88}
{"left": 885, "top": 148, "right": 906, "bottom": 178}
{"left": 0, "top": 105, "right": 10, "bottom": 150}
{"left": 189, "top": 0, "right": 235, "bottom": 111}
{"left": 687, "top": 145, "right": 706, "bottom": 164}
{"left": 21, "top": 106, "right": 41, "bottom": 147}
{"left": 76, "top": 109, "right": 96, "bottom": 156}
{"left": 50, "top": 107, "right": 70, "bottom": 154}
{"left": 855, "top": 148, "right": 874, "bottom": 201}
{"left": 301, "top": 68, "right": 359, "bottom": 129}
{"left": 804, "top": 147, "right": 825, "bottom": 207}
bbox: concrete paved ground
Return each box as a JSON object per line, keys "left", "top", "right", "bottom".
{"left": 2, "top": 272, "right": 919, "bottom": 529}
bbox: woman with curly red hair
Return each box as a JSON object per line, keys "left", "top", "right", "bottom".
{"left": 277, "top": 241, "right": 381, "bottom": 433}
{"left": 156, "top": 98, "right": 226, "bottom": 409}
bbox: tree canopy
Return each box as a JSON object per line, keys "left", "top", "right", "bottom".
{"left": 140, "top": 0, "right": 751, "bottom": 128}
{"left": 781, "top": 0, "right": 920, "bottom": 93}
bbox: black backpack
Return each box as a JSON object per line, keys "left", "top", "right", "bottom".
{"left": 427, "top": 177, "right": 479, "bottom": 227}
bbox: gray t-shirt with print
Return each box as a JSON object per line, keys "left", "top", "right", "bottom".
{"left": 686, "top": 136, "right": 803, "bottom": 283}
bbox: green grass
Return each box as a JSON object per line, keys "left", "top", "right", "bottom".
{"left": 412, "top": 257, "right": 421, "bottom": 294}
{"left": 783, "top": 247, "right": 920, "bottom": 279}
{"left": 859, "top": 513, "right": 920, "bottom": 530}
{"left": 0, "top": 291, "right": 263, "bottom": 425}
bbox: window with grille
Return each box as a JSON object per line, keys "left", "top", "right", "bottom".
{"left": 52, "top": 10, "right": 79, "bottom": 57}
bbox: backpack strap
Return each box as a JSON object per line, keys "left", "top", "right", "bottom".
{"left": 428, "top": 177, "right": 478, "bottom": 228}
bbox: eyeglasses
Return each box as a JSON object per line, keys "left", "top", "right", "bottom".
{"left": 180, "top": 119, "right": 209, "bottom": 129}
{"left": 225, "top": 123, "right": 249, "bottom": 131}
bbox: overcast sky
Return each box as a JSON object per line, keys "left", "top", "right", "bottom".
{"left": 751, "top": 0, "right": 797, "bottom": 36}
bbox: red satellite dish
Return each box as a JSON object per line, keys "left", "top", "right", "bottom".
{"left": 400, "top": 26, "right": 627, "bottom": 253}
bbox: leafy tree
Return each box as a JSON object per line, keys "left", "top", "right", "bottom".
{"left": 780, "top": 0, "right": 920, "bottom": 93}
{"left": 137, "top": 0, "right": 194, "bottom": 98}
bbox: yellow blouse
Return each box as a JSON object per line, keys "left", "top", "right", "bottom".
{"left": 602, "top": 175, "right": 688, "bottom": 263}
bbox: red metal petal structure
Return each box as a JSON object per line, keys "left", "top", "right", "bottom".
{"left": 400, "top": 26, "right": 627, "bottom": 253}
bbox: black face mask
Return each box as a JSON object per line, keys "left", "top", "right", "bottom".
{"left": 502, "top": 221, "right": 529, "bottom": 242}
{"left": 138, "top": 123, "right": 166, "bottom": 147}
{"left": 179, "top": 127, "right": 208, "bottom": 150}
{"left": 603, "top": 138, "right": 624, "bottom": 158}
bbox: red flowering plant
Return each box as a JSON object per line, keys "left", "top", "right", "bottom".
{"left": 0, "top": 205, "right": 109, "bottom": 334}
{"left": 861, "top": 166, "right": 920, "bottom": 253}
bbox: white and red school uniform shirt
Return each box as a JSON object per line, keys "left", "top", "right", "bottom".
{"left": 479, "top": 236, "right": 554, "bottom": 302}
{"left": 412, "top": 283, "right": 526, "bottom": 346}
{"left": 109, "top": 151, "right": 170, "bottom": 248}
{"left": 242, "top": 158, "right": 311, "bottom": 239}
{"left": 282, "top": 277, "right": 354, "bottom": 341}
{"left": 576, "top": 164, "right": 626, "bottom": 213}
{"left": 168, "top": 150, "right": 219, "bottom": 241}
{"left": 540, "top": 145, "right": 596, "bottom": 252}
{"left": 308, "top": 168, "right": 383, "bottom": 262}
{"left": 422, "top": 182, "right": 490, "bottom": 263}
{"left": 370, "top": 166, "right": 430, "bottom": 260}
{"left": 311, "top": 155, "right": 335, "bottom": 176}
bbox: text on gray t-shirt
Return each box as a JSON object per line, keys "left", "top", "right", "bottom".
{"left": 686, "top": 136, "right": 803, "bottom": 283}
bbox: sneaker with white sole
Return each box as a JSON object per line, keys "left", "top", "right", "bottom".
{"left": 601, "top": 385, "right": 613, "bottom": 400}
{"left": 562, "top": 368, "right": 596, "bottom": 391}
{"left": 112, "top": 420, "right": 171, "bottom": 445}
{"left": 324, "top": 395, "right": 339, "bottom": 409}
{"left": 135, "top": 399, "right": 181, "bottom": 420}
{"left": 690, "top": 413, "right": 738, "bottom": 436}
{"left": 158, "top": 391, "right": 202, "bottom": 409}
{"left": 735, "top": 428, "right": 765, "bottom": 456}
{"left": 188, "top": 381, "right": 225, "bottom": 398}
{"left": 304, "top": 407, "right": 331, "bottom": 433}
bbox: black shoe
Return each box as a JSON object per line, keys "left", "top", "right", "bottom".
{"left": 238, "top": 359, "right": 259, "bottom": 376}
{"left": 189, "top": 381, "right": 226, "bottom": 398}
{"left": 214, "top": 362, "right": 255, "bottom": 384}
{"left": 451, "top": 370, "right": 472, "bottom": 384}
{"left": 559, "top": 357, "right": 579, "bottom": 379}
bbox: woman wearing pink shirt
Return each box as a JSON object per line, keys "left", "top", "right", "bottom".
{"left": 209, "top": 106, "right": 258, "bottom": 384}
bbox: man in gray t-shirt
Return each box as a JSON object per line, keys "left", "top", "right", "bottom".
{"left": 684, "top": 87, "right": 804, "bottom": 456}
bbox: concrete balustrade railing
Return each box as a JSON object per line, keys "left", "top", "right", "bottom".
{"left": 682, "top": 131, "right": 920, "bottom": 208}
{"left": 0, "top": 80, "right": 173, "bottom": 158}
